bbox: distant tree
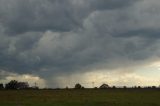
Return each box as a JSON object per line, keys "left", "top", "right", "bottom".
{"left": 94, "top": 87, "right": 98, "bottom": 89}
{"left": 133, "top": 86, "right": 137, "bottom": 89}
{"left": 123, "top": 86, "right": 127, "bottom": 89}
{"left": 152, "top": 86, "right": 156, "bottom": 89}
{"left": 17, "top": 82, "right": 29, "bottom": 89}
{"left": 75, "top": 83, "right": 82, "bottom": 89}
{"left": 138, "top": 86, "right": 141, "bottom": 89}
{"left": 65, "top": 86, "right": 69, "bottom": 89}
{"left": 0, "top": 83, "right": 4, "bottom": 89}
{"left": 112, "top": 86, "right": 116, "bottom": 89}
{"left": 5, "top": 80, "right": 19, "bottom": 89}
{"left": 146, "top": 86, "right": 151, "bottom": 89}
{"left": 5, "top": 80, "right": 29, "bottom": 89}
{"left": 99, "top": 84, "right": 109, "bottom": 89}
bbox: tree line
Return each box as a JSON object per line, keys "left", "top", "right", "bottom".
{"left": 0, "top": 80, "right": 38, "bottom": 90}
{"left": 0, "top": 80, "right": 160, "bottom": 90}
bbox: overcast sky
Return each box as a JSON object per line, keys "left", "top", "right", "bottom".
{"left": 0, "top": 0, "right": 160, "bottom": 88}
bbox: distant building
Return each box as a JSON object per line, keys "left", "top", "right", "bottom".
{"left": 99, "top": 84, "right": 110, "bottom": 89}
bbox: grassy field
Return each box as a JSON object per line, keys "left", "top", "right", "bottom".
{"left": 0, "top": 89, "right": 160, "bottom": 106}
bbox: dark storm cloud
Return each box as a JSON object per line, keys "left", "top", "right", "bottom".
{"left": 115, "top": 29, "right": 160, "bottom": 39}
{"left": 0, "top": 0, "right": 136, "bottom": 35}
{"left": 89, "top": 0, "right": 138, "bottom": 10}
{"left": 0, "top": 0, "right": 160, "bottom": 85}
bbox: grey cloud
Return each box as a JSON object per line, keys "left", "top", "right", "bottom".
{"left": 0, "top": 0, "right": 137, "bottom": 35}
{"left": 116, "top": 29, "right": 160, "bottom": 39}
{"left": 0, "top": 0, "right": 80, "bottom": 34}
{"left": 0, "top": 0, "right": 160, "bottom": 87}
{"left": 89, "top": 0, "right": 139, "bottom": 10}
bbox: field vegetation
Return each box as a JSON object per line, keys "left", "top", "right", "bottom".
{"left": 0, "top": 89, "right": 160, "bottom": 106}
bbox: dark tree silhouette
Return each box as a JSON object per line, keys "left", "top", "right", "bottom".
{"left": 112, "top": 86, "right": 116, "bottom": 89}
{"left": 75, "top": 83, "right": 83, "bottom": 89}
{"left": 17, "top": 82, "right": 29, "bottom": 89}
{"left": 123, "top": 86, "right": 127, "bottom": 89}
{"left": 5, "top": 80, "right": 19, "bottom": 89}
{"left": 5, "top": 80, "right": 29, "bottom": 89}
{"left": 0, "top": 83, "right": 4, "bottom": 89}
{"left": 99, "top": 84, "right": 110, "bottom": 89}
{"left": 152, "top": 86, "right": 156, "bottom": 89}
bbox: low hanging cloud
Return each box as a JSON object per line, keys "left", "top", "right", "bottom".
{"left": 0, "top": 0, "right": 160, "bottom": 87}
{"left": 53, "top": 70, "right": 160, "bottom": 88}
{"left": 0, "top": 70, "right": 46, "bottom": 88}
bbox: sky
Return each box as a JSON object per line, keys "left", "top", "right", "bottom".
{"left": 0, "top": 0, "right": 160, "bottom": 88}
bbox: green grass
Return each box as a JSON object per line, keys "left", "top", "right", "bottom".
{"left": 0, "top": 89, "right": 160, "bottom": 106}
